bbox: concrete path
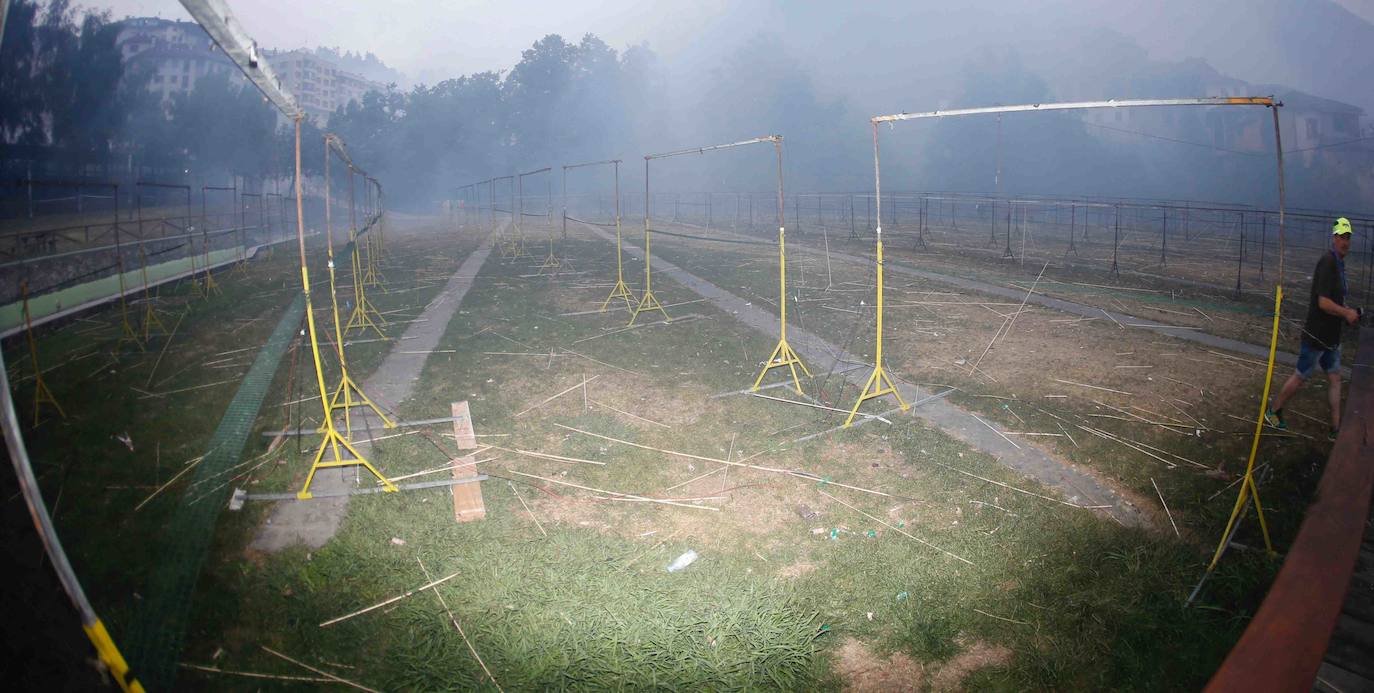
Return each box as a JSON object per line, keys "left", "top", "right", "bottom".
{"left": 577, "top": 222, "right": 1147, "bottom": 527}
{"left": 251, "top": 228, "right": 496, "bottom": 552}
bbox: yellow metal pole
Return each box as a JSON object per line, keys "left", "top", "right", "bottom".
{"left": 753, "top": 138, "right": 810, "bottom": 393}
{"left": 109, "top": 191, "right": 142, "bottom": 349}
{"left": 600, "top": 159, "right": 636, "bottom": 311}
{"left": 292, "top": 120, "right": 395, "bottom": 500}
{"left": 847, "top": 122, "right": 909, "bottom": 426}
{"left": 629, "top": 157, "right": 669, "bottom": 325}
{"left": 323, "top": 149, "right": 394, "bottom": 434}
{"left": 344, "top": 187, "right": 387, "bottom": 338}
{"left": 21, "top": 281, "right": 64, "bottom": 427}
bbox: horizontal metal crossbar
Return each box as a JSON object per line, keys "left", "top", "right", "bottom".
{"left": 873, "top": 96, "right": 1276, "bottom": 123}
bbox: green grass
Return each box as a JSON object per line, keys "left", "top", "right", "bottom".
{"left": 5, "top": 219, "right": 474, "bottom": 660}
{"left": 171, "top": 228, "right": 1287, "bottom": 690}
{"left": 9, "top": 219, "right": 1303, "bottom": 690}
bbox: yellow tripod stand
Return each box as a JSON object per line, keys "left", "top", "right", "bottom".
{"left": 601, "top": 213, "right": 637, "bottom": 311}
{"left": 628, "top": 217, "right": 669, "bottom": 326}
{"left": 846, "top": 236, "right": 909, "bottom": 426}
{"left": 296, "top": 124, "right": 396, "bottom": 499}
{"left": 753, "top": 225, "right": 810, "bottom": 394}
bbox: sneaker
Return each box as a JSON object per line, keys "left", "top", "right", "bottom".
{"left": 1328, "top": 428, "right": 1339, "bottom": 442}
{"left": 1263, "top": 408, "right": 1287, "bottom": 430}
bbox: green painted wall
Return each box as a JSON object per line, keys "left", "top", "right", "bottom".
{"left": 0, "top": 247, "right": 243, "bottom": 333}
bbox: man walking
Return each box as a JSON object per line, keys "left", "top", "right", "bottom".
{"left": 1265, "top": 217, "right": 1361, "bottom": 441}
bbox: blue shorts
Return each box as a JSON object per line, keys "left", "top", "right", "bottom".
{"left": 1296, "top": 341, "right": 1341, "bottom": 378}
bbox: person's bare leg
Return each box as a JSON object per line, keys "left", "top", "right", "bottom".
{"left": 1328, "top": 372, "right": 1342, "bottom": 431}
{"left": 1270, "top": 372, "right": 1305, "bottom": 413}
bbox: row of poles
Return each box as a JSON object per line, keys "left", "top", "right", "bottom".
{"left": 461, "top": 99, "right": 1291, "bottom": 606}
{"left": 462, "top": 136, "right": 817, "bottom": 404}
{"left": 0, "top": 0, "right": 400, "bottom": 688}
{"left": 18, "top": 180, "right": 305, "bottom": 431}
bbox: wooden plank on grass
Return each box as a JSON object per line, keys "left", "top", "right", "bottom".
{"left": 450, "top": 401, "right": 485, "bottom": 522}
{"left": 452, "top": 401, "right": 477, "bottom": 449}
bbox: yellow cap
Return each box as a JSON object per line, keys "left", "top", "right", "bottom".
{"left": 1333, "top": 217, "right": 1353, "bottom": 235}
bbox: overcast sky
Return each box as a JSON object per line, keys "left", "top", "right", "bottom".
{"left": 90, "top": 0, "right": 741, "bottom": 84}
{"left": 88, "top": 0, "right": 1374, "bottom": 116}
{"left": 91, "top": 0, "right": 1373, "bottom": 81}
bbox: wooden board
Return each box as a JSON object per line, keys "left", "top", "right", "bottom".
{"left": 451, "top": 401, "right": 477, "bottom": 449}
{"left": 450, "top": 401, "right": 485, "bottom": 522}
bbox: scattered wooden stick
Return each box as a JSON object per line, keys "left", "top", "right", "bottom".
{"left": 933, "top": 461, "right": 1110, "bottom": 510}
{"left": 750, "top": 392, "right": 891, "bottom": 423}
{"left": 1053, "top": 378, "right": 1132, "bottom": 396}
{"left": 179, "top": 662, "right": 335, "bottom": 684}
{"left": 972, "top": 608, "right": 1030, "bottom": 626}
{"left": 971, "top": 413, "right": 1021, "bottom": 450}
{"left": 590, "top": 398, "right": 671, "bottom": 428}
{"left": 386, "top": 455, "right": 496, "bottom": 483}
{"left": 662, "top": 466, "right": 727, "bottom": 492}
{"left": 507, "top": 480, "right": 547, "bottom": 537}
{"left": 136, "top": 378, "right": 238, "bottom": 400}
{"left": 417, "top": 557, "right": 503, "bottom": 692}
{"left": 144, "top": 309, "right": 186, "bottom": 387}
{"left": 507, "top": 469, "right": 719, "bottom": 511}
{"left": 496, "top": 445, "right": 606, "bottom": 466}
{"left": 515, "top": 375, "right": 600, "bottom": 417}
{"left": 604, "top": 495, "right": 728, "bottom": 503}
{"left": 1079, "top": 424, "right": 1205, "bottom": 469}
{"left": 554, "top": 424, "right": 895, "bottom": 498}
{"left": 319, "top": 570, "right": 463, "bottom": 627}
{"left": 817, "top": 489, "right": 974, "bottom": 566}
{"left": 559, "top": 347, "right": 643, "bottom": 377}
{"left": 1101, "top": 308, "right": 1125, "bottom": 329}
{"left": 260, "top": 646, "right": 380, "bottom": 693}
{"left": 134, "top": 453, "right": 207, "bottom": 511}
{"left": 1152, "top": 477, "right": 1181, "bottom": 538}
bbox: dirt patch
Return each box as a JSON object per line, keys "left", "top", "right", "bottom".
{"left": 833, "top": 638, "right": 925, "bottom": 693}
{"left": 929, "top": 640, "right": 1013, "bottom": 691}
{"left": 832, "top": 637, "right": 1012, "bottom": 693}
{"left": 777, "top": 561, "right": 817, "bottom": 579}
{"left": 585, "top": 371, "right": 709, "bottom": 429}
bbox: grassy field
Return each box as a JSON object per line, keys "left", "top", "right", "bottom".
{"left": 4, "top": 210, "right": 1337, "bottom": 689}
{"left": 1, "top": 215, "right": 474, "bottom": 684}
{"left": 117, "top": 220, "right": 1316, "bottom": 691}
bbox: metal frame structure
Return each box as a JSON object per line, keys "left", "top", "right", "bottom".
{"left": 746, "top": 136, "right": 813, "bottom": 394}
{"left": 636, "top": 137, "right": 790, "bottom": 326}
{"left": 851, "top": 95, "right": 1286, "bottom": 428}
{"left": 320, "top": 134, "right": 395, "bottom": 440}
{"left": 514, "top": 166, "right": 550, "bottom": 262}
{"left": 175, "top": 0, "right": 396, "bottom": 500}
{"left": 563, "top": 159, "right": 637, "bottom": 311}
{"left": 491, "top": 174, "right": 516, "bottom": 255}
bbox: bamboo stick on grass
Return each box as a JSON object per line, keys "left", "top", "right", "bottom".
{"left": 260, "top": 646, "right": 380, "bottom": 693}
{"left": 817, "top": 489, "right": 974, "bottom": 566}
{"left": 319, "top": 571, "right": 463, "bottom": 627}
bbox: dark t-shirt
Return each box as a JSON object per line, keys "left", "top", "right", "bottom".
{"left": 1303, "top": 251, "right": 1346, "bottom": 349}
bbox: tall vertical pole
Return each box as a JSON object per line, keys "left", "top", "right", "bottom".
{"left": 235, "top": 176, "right": 245, "bottom": 267}
{"left": 645, "top": 159, "right": 650, "bottom": 297}
{"left": 752, "top": 137, "right": 810, "bottom": 393}
{"left": 1272, "top": 104, "right": 1286, "bottom": 289}
{"left": 777, "top": 144, "right": 786, "bottom": 344}
{"left": 629, "top": 156, "right": 669, "bottom": 325}
{"left": 1160, "top": 206, "right": 1168, "bottom": 267}
{"left": 848, "top": 122, "right": 909, "bottom": 426}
